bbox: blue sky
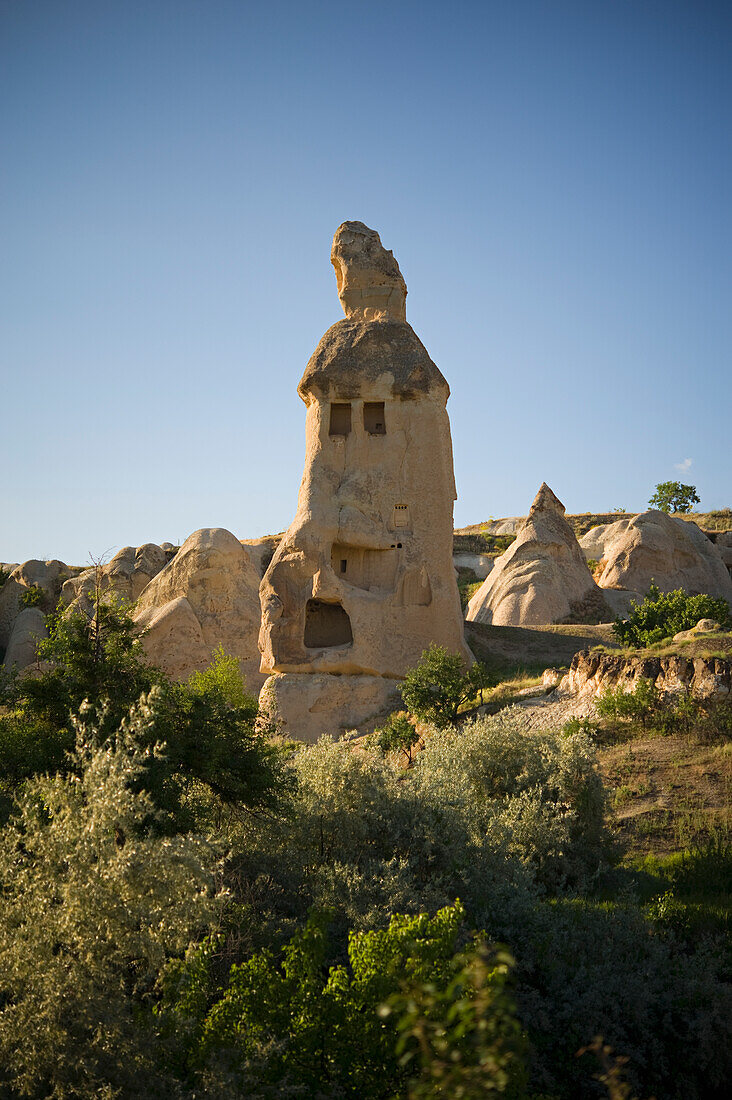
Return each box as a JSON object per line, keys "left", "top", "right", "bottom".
{"left": 1, "top": 0, "right": 730, "bottom": 565}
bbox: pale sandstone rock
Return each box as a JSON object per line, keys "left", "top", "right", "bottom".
{"left": 135, "top": 528, "right": 264, "bottom": 692}
{"left": 713, "top": 532, "right": 732, "bottom": 574}
{"left": 453, "top": 552, "right": 494, "bottom": 579}
{"left": 587, "top": 511, "right": 732, "bottom": 605}
{"left": 560, "top": 648, "right": 730, "bottom": 702}
{"left": 62, "top": 543, "right": 168, "bottom": 615}
{"left": 260, "top": 673, "right": 402, "bottom": 744}
{"left": 673, "top": 618, "right": 722, "bottom": 642}
{"left": 0, "top": 559, "right": 66, "bottom": 651}
{"left": 466, "top": 484, "right": 609, "bottom": 627}
{"left": 3, "top": 607, "right": 47, "bottom": 671}
{"left": 240, "top": 535, "right": 283, "bottom": 578}
{"left": 259, "top": 222, "right": 469, "bottom": 739}
{"left": 330, "top": 221, "right": 407, "bottom": 322}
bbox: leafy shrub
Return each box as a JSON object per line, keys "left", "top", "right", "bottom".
{"left": 19, "top": 583, "right": 44, "bottom": 608}
{"left": 229, "top": 709, "right": 608, "bottom": 960}
{"left": 0, "top": 692, "right": 222, "bottom": 1098}
{"left": 596, "top": 678, "right": 660, "bottom": 729}
{"left": 612, "top": 582, "right": 731, "bottom": 647}
{"left": 376, "top": 710, "right": 420, "bottom": 764}
{"left": 493, "top": 896, "right": 732, "bottom": 1100}
{"left": 596, "top": 679, "right": 732, "bottom": 741}
{"left": 0, "top": 601, "right": 290, "bottom": 827}
{"left": 400, "top": 644, "right": 490, "bottom": 727}
{"left": 164, "top": 901, "right": 526, "bottom": 1098}
{"left": 413, "top": 711, "right": 607, "bottom": 893}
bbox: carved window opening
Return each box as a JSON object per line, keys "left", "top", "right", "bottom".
{"left": 393, "top": 504, "right": 410, "bottom": 529}
{"left": 329, "top": 403, "right": 352, "bottom": 436}
{"left": 304, "top": 600, "right": 353, "bottom": 648}
{"left": 364, "top": 402, "right": 386, "bottom": 434}
{"left": 331, "top": 543, "right": 399, "bottom": 592}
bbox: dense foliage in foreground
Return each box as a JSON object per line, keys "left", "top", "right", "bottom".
{"left": 0, "top": 610, "right": 729, "bottom": 1098}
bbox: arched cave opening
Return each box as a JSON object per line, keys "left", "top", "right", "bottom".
{"left": 304, "top": 599, "right": 353, "bottom": 648}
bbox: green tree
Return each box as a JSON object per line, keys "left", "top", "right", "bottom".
{"left": 376, "top": 710, "right": 420, "bottom": 764}
{"left": 400, "top": 645, "right": 490, "bottom": 728}
{"left": 0, "top": 595, "right": 291, "bottom": 826}
{"left": 648, "top": 481, "right": 700, "bottom": 513}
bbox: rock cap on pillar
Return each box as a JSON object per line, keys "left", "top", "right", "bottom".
{"left": 330, "top": 221, "right": 407, "bottom": 322}
{"left": 299, "top": 222, "right": 448, "bottom": 404}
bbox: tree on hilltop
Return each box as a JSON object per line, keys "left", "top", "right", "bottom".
{"left": 648, "top": 481, "right": 700, "bottom": 514}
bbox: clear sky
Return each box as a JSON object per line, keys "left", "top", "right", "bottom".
{"left": 2, "top": 0, "right": 730, "bottom": 565}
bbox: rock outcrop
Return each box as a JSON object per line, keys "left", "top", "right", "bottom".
{"left": 62, "top": 544, "right": 169, "bottom": 615}
{"left": 466, "top": 484, "right": 609, "bottom": 627}
{"left": 134, "top": 528, "right": 264, "bottom": 691}
{"left": 3, "top": 607, "right": 47, "bottom": 671}
{"left": 579, "top": 511, "right": 732, "bottom": 608}
{"left": 0, "top": 559, "right": 68, "bottom": 659}
{"left": 259, "top": 222, "right": 469, "bottom": 742}
{"left": 453, "top": 552, "right": 494, "bottom": 579}
{"left": 561, "top": 646, "right": 731, "bottom": 702}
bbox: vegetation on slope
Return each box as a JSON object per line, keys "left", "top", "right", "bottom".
{"left": 0, "top": 603, "right": 729, "bottom": 1099}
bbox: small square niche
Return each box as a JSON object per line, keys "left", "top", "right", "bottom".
{"left": 364, "top": 402, "right": 386, "bottom": 435}
{"left": 329, "top": 402, "right": 352, "bottom": 436}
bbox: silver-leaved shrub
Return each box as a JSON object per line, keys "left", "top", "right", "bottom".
{"left": 0, "top": 690, "right": 223, "bottom": 1099}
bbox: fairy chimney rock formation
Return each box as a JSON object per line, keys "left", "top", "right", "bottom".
{"left": 259, "top": 222, "right": 469, "bottom": 741}
{"left": 466, "top": 483, "right": 608, "bottom": 627}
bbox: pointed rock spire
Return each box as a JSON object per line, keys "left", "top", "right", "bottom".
{"left": 529, "top": 482, "right": 566, "bottom": 517}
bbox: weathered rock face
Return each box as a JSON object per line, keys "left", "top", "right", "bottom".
{"left": 134, "top": 528, "right": 264, "bottom": 691}
{"left": 62, "top": 544, "right": 169, "bottom": 615}
{"left": 715, "top": 531, "right": 732, "bottom": 575}
{"left": 453, "top": 552, "right": 494, "bottom": 580}
{"left": 561, "top": 647, "right": 731, "bottom": 702}
{"left": 259, "top": 222, "right": 469, "bottom": 742}
{"left": 579, "top": 511, "right": 732, "bottom": 606}
{"left": 0, "top": 559, "right": 67, "bottom": 656}
{"left": 3, "top": 607, "right": 47, "bottom": 671}
{"left": 240, "top": 535, "right": 283, "bottom": 578}
{"left": 466, "top": 484, "right": 609, "bottom": 627}
{"left": 330, "top": 221, "right": 407, "bottom": 323}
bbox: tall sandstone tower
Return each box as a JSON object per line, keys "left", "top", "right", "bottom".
{"left": 258, "top": 222, "right": 470, "bottom": 741}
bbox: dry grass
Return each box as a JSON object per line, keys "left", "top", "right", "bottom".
{"left": 599, "top": 732, "right": 732, "bottom": 857}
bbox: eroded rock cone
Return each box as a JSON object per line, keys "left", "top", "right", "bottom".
{"left": 466, "top": 483, "right": 610, "bottom": 626}
{"left": 134, "top": 528, "right": 265, "bottom": 691}
{"left": 258, "top": 222, "right": 469, "bottom": 742}
{"left": 579, "top": 510, "right": 732, "bottom": 611}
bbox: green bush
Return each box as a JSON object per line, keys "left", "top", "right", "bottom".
{"left": 612, "top": 582, "right": 731, "bottom": 647}
{"left": 0, "top": 600, "right": 291, "bottom": 827}
{"left": 376, "top": 710, "right": 420, "bottom": 764}
{"left": 400, "top": 644, "right": 490, "bottom": 727}
{"left": 19, "top": 584, "right": 44, "bottom": 608}
{"left": 163, "top": 901, "right": 526, "bottom": 1098}
{"left": 225, "top": 709, "right": 607, "bottom": 954}
{"left": 596, "top": 678, "right": 660, "bottom": 729}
